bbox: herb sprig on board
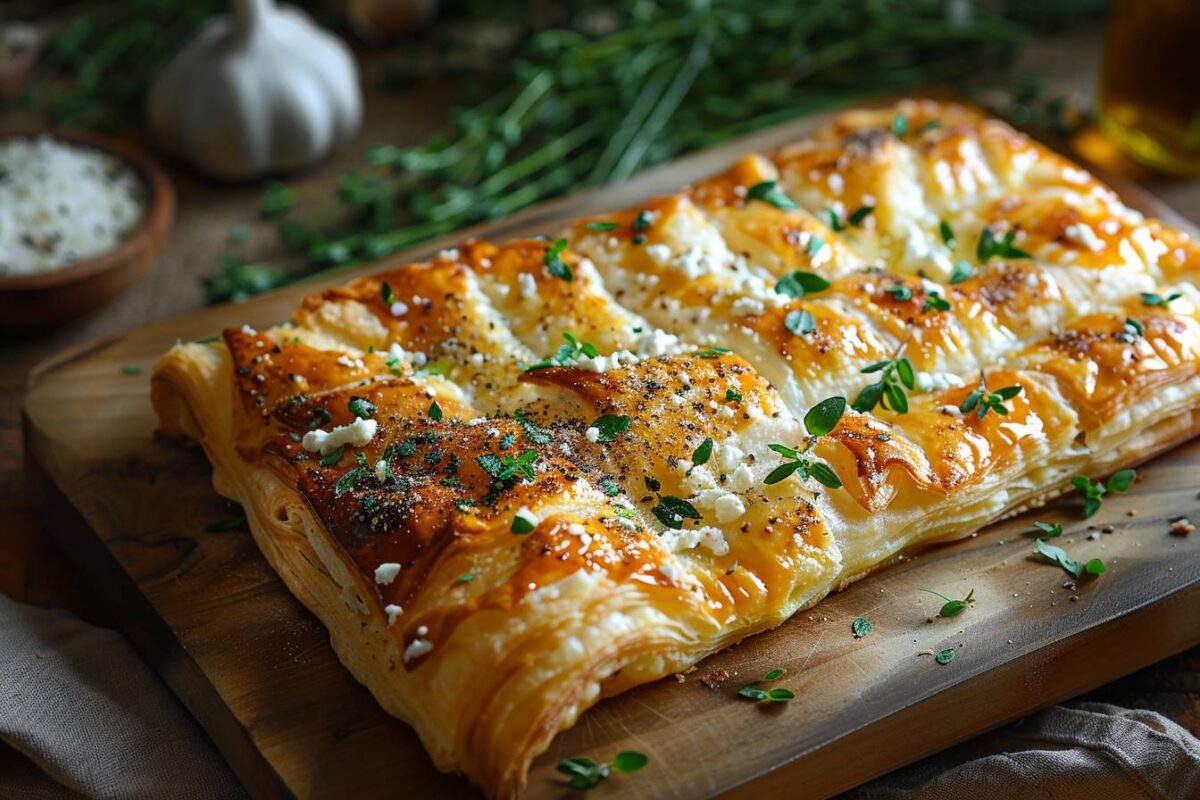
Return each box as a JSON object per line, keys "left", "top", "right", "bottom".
{"left": 171, "top": 1, "right": 1099, "bottom": 302}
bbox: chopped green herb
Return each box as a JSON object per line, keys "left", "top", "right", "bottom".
{"left": 923, "top": 291, "right": 951, "bottom": 313}
{"left": 652, "top": 496, "right": 702, "bottom": 530}
{"left": 959, "top": 382, "right": 1022, "bottom": 419}
{"left": 763, "top": 450, "right": 838, "bottom": 488}
{"left": 725, "top": 388, "right": 743, "bottom": 404}
{"left": 477, "top": 449, "right": 540, "bottom": 483}
{"left": 524, "top": 332, "right": 601, "bottom": 370}
{"left": 586, "top": 221, "right": 618, "bottom": 231}
{"left": 1141, "top": 291, "right": 1181, "bottom": 307}
{"left": 453, "top": 498, "right": 477, "bottom": 512}
{"left": 498, "top": 431, "right": 517, "bottom": 450}
{"left": 557, "top": 751, "right": 647, "bottom": 790}
{"left": 935, "top": 648, "right": 956, "bottom": 665}
{"left": 892, "top": 113, "right": 909, "bottom": 137}
{"left": 119, "top": 364, "right": 142, "bottom": 375}
{"left": 939, "top": 220, "right": 955, "bottom": 247}
{"left": 884, "top": 285, "right": 913, "bottom": 301}
{"left": 785, "top": 308, "right": 816, "bottom": 335}
{"left": 977, "top": 227, "right": 1031, "bottom": 261}
{"left": 591, "top": 414, "right": 631, "bottom": 443}
{"left": 851, "top": 617, "right": 873, "bottom": 638}
{"left": 428, "top": 401, "right": 443, "bottom": 421}
{"left": 691, "top": 437, "right": 714, "bottom": 467}
{"left": 381, "top": 281, "right": 396, "bottom": 306}
{"left": 348, "top": 396, "right": 376, "bottom": 419}
{"left": 921, "top": 588, "right": 975, "bottom": 618}
{"left": 775, "top": 271, "right": 831, "bottom": 298}
{"left": 1035, "top": 538, "right": 1106, "bottom": 580}
{"left": 1124, "top": 317, "right": 1144, "bottom": 337}
{"left": 738, "top": 668, "right": 793, "bottom": 703}
{"left": 511, "top": 510, "right": 537, "bottom": 534}
{"left": 804, "top": 396, "right": 846, "bottom": 437}
{"left": 917, "top": 119, "right": 943, "bottom": 135}
{"left": 1072, "top": 469, "right": 1135, "bottom": 518}
{"left": 515, "top": 410, "right": 552, "bottom": 444}
{"left": 1032, "top": 521, "right": 1063, "bottom": 539}
{"left": 949, "top": 260, "right": 973, "bottom": 284}
{"left": 746, "top": 180, "right": 799, "bottom": 211}
{"left": 824, "top": 208, "right": 844, "bottom": 233}
{"left": 455, "top": 573, "right": 476, "bottom": 584}
{"left": 309, "top": 408, "right": 331, "bottom": 428}
{"left": 261, "top": 181, "right": 295, "bottom": 218}
{"left": 545, "top": 238, "right": 572, "bottom": 281}
{"left": 320, "top": 445, "right": 345, "bottom": 467}
{"left": 598, "top": 477, "right": 621, "bottom": 497}
{"left": 808, "top": 233, "right": 827, "bottom": 256}
{"left": 848, "top": 205, "right": 874, "bottom": 226}
{"left": 695, "top": 346, "right": 732, "bottom": 359}
{"left": 334, "top": 453, "right": 370, "bottom": 496}
{"left": 633, "top": 210, "right": 653, "bottom": 232}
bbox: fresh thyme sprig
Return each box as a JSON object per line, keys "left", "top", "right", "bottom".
{"left": 557, "top": 751, "right": 648, "bottom": 790}
{"left": 182, "top": 2, "right": 1100, "bottom": 302}
{"left": 764, "top": 396, "right": 845, "bottom": 488}
{"left": 1072, "top": 469, "right": 1135, "bottom": 518}
{"left": 959, "top": 375, "right": 1023, "bottom": 419}
{"left": 852, "top": 342, "right": 914, "bottom": 414}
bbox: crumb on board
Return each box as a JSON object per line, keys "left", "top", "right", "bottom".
{"left": 673, "top": 665, "right": 698, "bottom": 682}
{"left": 1170, "top": 517, "right": 1195, "bottom": 537}
{"left": 917, "top": 649, "right": 935, "bottom": 657}
{"left": 700, "top": 669, "right": 729, "bottom": 690}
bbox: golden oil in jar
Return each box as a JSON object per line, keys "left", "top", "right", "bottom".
{"left": 1098, "top": 0, "right": 1200, "bottom": 176}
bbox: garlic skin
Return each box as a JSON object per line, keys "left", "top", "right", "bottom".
{"left": 147, "top": 0, "right": 362, "bottom": 181}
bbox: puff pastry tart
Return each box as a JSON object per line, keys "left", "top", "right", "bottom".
{"left": 152, "top": 100, "right": 1200, "bottom": 797}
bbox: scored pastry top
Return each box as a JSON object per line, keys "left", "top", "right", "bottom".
{"left": 157, "top": 98, "right": 1200, "bottom": 796}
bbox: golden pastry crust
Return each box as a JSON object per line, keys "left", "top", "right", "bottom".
{"left": 152, "top": 99, "right": 1200, "bottom": 798}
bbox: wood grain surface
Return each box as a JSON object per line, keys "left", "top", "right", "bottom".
{"left": 22, "top": 103, "right": 1200, "bottom": 799}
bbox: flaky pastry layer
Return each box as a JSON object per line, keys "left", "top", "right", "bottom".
{"left": 153, "top": 100, "right": 1200, "bottom": 798}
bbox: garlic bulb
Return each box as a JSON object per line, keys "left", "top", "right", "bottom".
{"left": 147, "top": 0, "right": 362, "bottom": 181}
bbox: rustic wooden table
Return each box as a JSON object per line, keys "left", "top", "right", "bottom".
{"left": 3, "top": 23, "right": 1200, "bottom": 790}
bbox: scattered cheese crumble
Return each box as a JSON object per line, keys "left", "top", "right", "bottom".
{"left": 301, "top": 418, "right": 378, "bottom": 456}
{"left": 374, "top": 563, "right": 401, "bottom": 585}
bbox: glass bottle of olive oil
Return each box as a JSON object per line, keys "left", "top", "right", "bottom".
{"left": 1098, "top": 0, "right": 1200, "bottom": 176}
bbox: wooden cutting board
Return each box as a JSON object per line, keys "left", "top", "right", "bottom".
{"left": 23, "top": 108, "right": 1200, "bottom": 800}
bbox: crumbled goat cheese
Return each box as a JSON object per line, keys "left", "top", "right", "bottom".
{"left": 403, "top": 638, "right": 434, "bottom": 663}
{"left": 659, "top": 561, "right": 687, "bottom": 582}
{"left": 644, "top": 243, "right": 673, "bottom": 263}
{"left": 585, "top": 426, "right": 600, "bottom": 442}
{"left": 301, "top": 418, "right": 378, "bottom": 455}
{"left": 517, "top": 272, "right": 538, "bottom": 300}
{"left": 713, "top": 493, "right": 746, "bottom": 523}
{"left": 374, "top": 563, "right": 402, "bottom": 585}
{"left": 384, "top": 604, "right": 404, "bottom": 625}
{"left": 916, "top": 371, "right": 966, "bottom": 392}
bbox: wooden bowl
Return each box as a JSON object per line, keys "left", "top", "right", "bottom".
{"left": 0, "top": 130, "right": 175, "bottom": 328}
